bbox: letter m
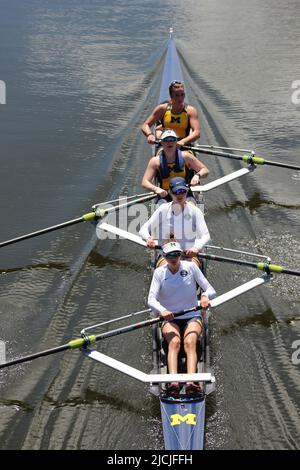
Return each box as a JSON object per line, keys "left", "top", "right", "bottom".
{"left": 171, "top": 116, "right": 181, "bottom": 124}
{"left": 170, "top": 413, "right": 197, "bottom": 426}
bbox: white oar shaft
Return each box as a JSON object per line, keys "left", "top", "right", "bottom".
{"left": 206, "top": 245, "right": 270, "bottom": 261}
{"left": 92, "top": 192, "right": 154, "bottom": 209}
{"left": 83, "top": 350, "right": 214, "bottom": 384}
{"left": 210, "top": 275, "right": 270, "bottom": 308}
{"left": 191, "top": 168, "right": 252, "bottom": 192}
{"left": 97, "top": 222, "right": 148, "bottom": 247}
{"left": 103, "top": 193, "right": 156, "bottom": 215}
{"left": 195, "top": 144, "right": 253, "bottom": 153}
{"left": 82, "top": 308, "right": 151, "bottom": 333}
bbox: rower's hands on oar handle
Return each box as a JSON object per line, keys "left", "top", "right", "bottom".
{"left": 154, "top": 187, "right": 168, "bottom": 198}
{"left": 161, "top": 310, "right": 174, "bottom": 321}
{"left": 200, "top": 295, "right": 210, "bottom": 310}
{"left": 146, "top": 133, "right": 156, "bottom": 145}
{"left": 184, "top": 246, "right": 199, "bottom": 257}
{"left": 190, "top": 174, "right": 201, "bottom": 186}
{"left": 146, "top": 237, "right": 157, "bottom": 249}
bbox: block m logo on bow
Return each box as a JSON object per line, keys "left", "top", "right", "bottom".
{"left": 170, "top": 413, "right": 197, "bottom": 426}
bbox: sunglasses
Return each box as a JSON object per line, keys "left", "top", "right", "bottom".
{"left": 161, "top": 137, "right": 177, "bottom": 143}
{"left": 172, "top": 189, "right": 188, "bottom": 195}
{"left": 165, "top": 251, "right": 182, "bottom": 259}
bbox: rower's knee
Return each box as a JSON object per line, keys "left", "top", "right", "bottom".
{"left": 184, "top": 335, "right": 197, "bottom": 351}
{"left": 169, "top": 335, "right": 181, "bottom": 351}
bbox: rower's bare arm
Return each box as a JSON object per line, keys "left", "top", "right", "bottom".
{"left": 141, "top": 105, "right": 165, "bottom": 144}
{"left": 177, "top": 106, "right": 201, "bottom": 146}
{"left": 141, "top": 158, "right": 168, "bottom": 197}
{"left": 184, "top": 153, "right": 209, "bottom": 183}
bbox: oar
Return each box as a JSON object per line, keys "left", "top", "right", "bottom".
{"left": 182, "top": 145, "right": 300, "bottom": 171}
{"left": 0, "top": 306, "right": 198, "bottom": 370}
{"left": 94, "top": 223, "right": 300, "bottom": 277}
{"left": 0, "top": 212, "right": 96, "bottom": 249}
{"left": 0, "top": 192, "right": 156, "bottom": 249}
{"left": 81, "top": 308, "right": 151, "bottom": 333}
{"left": 92, "top": 192, "right": 154, "bottom": 208}
{"left": 95, "top": 193, "right": 156, "bottom": 218}
{"left": 193, "top": 144, "right": 253, "bottom": 153}
{"left": 198, "top": 252, "right": 300, "bottom": 277}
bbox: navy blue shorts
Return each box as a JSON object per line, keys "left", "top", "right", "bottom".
{"left": 161, "top": 317, "right": 203, "bottom": 332}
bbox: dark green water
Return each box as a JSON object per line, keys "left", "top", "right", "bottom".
{"left": 0, "top": 0, "right": 299, "bottom": 450}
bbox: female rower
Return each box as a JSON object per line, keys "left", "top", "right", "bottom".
{"left": 142, "top": 80, "right": 200, "bottom": 148}
{"left": 141, "top": 129, "right": 208, "bottom": 201}
{"left": 139, "top": 176, "right": 210, "bottom": 265}
{"left": 148, "top": 241, "right": 216, "bottom": 395}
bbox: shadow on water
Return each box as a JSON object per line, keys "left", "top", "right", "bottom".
{"left": 0, "top": 262, "right": 68, "bottom": 275}
{"left": 41, "top": 386, "right": 157, "bottom": 418}
{"left": 0, "top": 400, "right": 33, "bottom": 412}
{"left": 87, "top": 249, "right": 146, "bottom": 273}
{"left": 215, "top": 192, "right": 300, "bottom": 216}
{"left": 220, "top": 308, "right": 278, "bottom": 336}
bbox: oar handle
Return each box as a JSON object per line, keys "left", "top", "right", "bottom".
{"left": 171, "top": 306, "right": 199, "bottom": 318}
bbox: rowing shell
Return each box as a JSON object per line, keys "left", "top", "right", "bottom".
{"left": 149, "top": 32, "right": 210, "bottom": 451}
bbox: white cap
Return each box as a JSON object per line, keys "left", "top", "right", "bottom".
{"left": 162, "top": 241, "right": 183, "bottom": 255}
{"left": 160, "top": 129, "right": 178, "bottom": 141}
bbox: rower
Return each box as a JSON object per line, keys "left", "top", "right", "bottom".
{"left": 142, "top": 80, "right": 200, "bottom": 147}
{"left": 141, "top": 129, "right": 208, "bottom": 202}
{"left": 139, "top": 176, "right": 210, "bottom": 266}
{"left": 148, "top": 241, "right": 216, "bottom": 396}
